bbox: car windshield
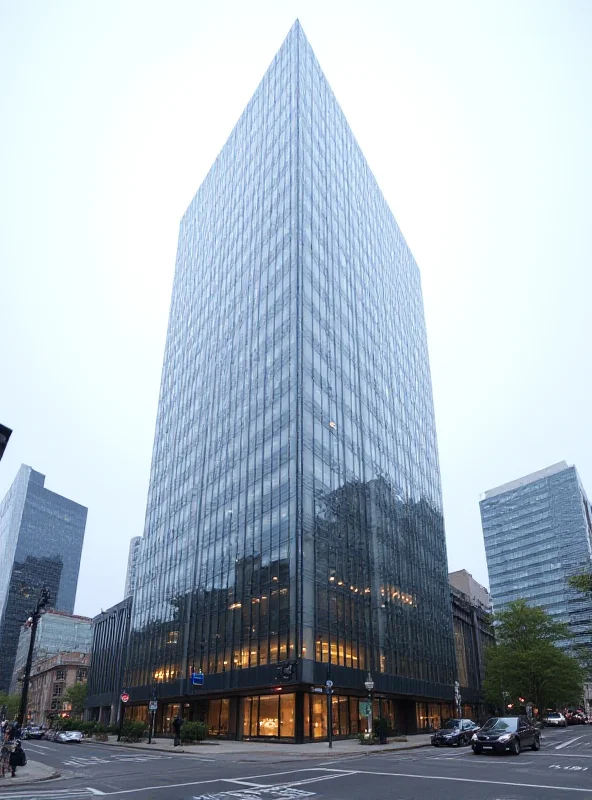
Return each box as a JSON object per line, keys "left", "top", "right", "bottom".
{"left": 548, "top": 713, "right": 561, "bottom": 718}
{"left": 481, "top": 718, "right": 518, "bottom": 732}
{"left": 444, "top": 720, "right": 461, "bottom": 729}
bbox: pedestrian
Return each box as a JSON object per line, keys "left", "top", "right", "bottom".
{"left": 0, "top": 735, "right": 10, "bottom": 778}
{"left": 172, "top": 714, "right": 183, "bottom": 747}
{"left": 8, "top": 740, "right": 26, "bottom": 778}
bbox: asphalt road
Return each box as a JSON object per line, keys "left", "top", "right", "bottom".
{"left": 4, "top": 726, "right": 592, "bottom": 799}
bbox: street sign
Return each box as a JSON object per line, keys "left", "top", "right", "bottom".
{"left": 325, "top": 679, "right": 333, "bottom": 688}
{"left": 191, "top": 671, "right": 204, "bottom": 686}
{"left": 149, "top": 700, "right": 157, "bottom": 712}
{"left": 311, "top": 687, "right": 324, "bottom": 693}
{"left": 120, "top": 692, "right": 130, "bottom": 703}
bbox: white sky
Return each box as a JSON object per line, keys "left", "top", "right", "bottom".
{"left": 1, "top": 0, "right": 591, "bottom": 618}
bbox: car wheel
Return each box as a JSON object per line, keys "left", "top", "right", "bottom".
{"left": 472, "top": 745, "right": 483, "bottom": 755}
{"left": 510, "top": 738, "right": 521, "bottom": 755}
{"left": 531, "top": 737, "right": 540, "bottom": 751}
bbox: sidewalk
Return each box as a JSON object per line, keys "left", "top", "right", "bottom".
{"left": 84, "top": 733, "right": 433, "bottom": 758}
{"left": 0, "top": 759, "right": 59, "bottom": 786}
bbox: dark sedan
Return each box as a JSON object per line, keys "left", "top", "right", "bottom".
{"left": 23, "top": 725, "right": 44, "bottom": 739}
{"left": 431, "top": 718, "right": 479, "bottom": 747}
{"left": 471, "top": 716, "right": 540, "bottom": 755}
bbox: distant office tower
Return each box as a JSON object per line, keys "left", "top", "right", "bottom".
{"left": 86, "top": 597, "right": 132, "bottom": 725}
{"left": 481, "top": 461, "right": 592, "bottom": 647}
{"left": 0, "top": 424, "right": 11, "bottom": 461}
{"left": 125, "top": 21, "right": 455, "bottom": 741}
{"left": 124, "top": 537, "right": 142, "bottom": 598}
{"left": 9, "top": 610, "right": 92, "bottom": 694}
{"left": 0, "top": 465, "right": 87, "bottom": 692}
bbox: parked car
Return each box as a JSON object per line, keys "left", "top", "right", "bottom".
{"left": 471, "top": 716, "right": 540, "bottom": 755}
{"left": 431, "top": 718, "right": 479, "bottom": 747}
{"left": 545, "top": 712, "right": 567, "bottom": 728}
{"left": 566, "top": 711, "right": 587, "bottom": 725}
{"left": 22, "top": 725, "right": 44, "bottom": 739}
{"left": 55, "top": 730, "right": 83, "bottom": 743}
{"left": 43, "top": 729, "right": 60, "bottom": 741}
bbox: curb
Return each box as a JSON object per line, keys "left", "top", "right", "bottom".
{"left": 0, "top": 769, "right": 61, "bottom": 787}
{"left": 81, "top": 738, "right": 431, "bottom": 758}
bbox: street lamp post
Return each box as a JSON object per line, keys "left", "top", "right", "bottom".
{"left": 18, "top": 587, "right": 50, "bottom": 727}
{"left": 364, "top": 672, "right": 375, "bottom": 738}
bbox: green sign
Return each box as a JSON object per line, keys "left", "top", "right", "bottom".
{"left": 359, "top": 700, "right": 371, "bottom": 717}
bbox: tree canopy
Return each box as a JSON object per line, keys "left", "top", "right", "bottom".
{"left": 483, "top": 599, "right": 584, "bottom": 715}
{"left": 64, "top": 682, "right": 88, "bottom": 717}
{"left": 567, "top": 573, "right": 592, "bottom": 595}
{"left": 0, "top": 693, "right": 20, "bottom": 721}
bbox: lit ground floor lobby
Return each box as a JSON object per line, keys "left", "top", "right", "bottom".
{"left": 112, "top": 690, "right": 477, "bottom": 743}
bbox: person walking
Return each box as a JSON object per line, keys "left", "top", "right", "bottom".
{"left": 8, "top": 740, "right": 25, "bottom": 778}
{"left": 0, "top": 734, "right": 10, "bottom": 778}
{"left": 172, "top": 715, "right": 183, "bottom": 747}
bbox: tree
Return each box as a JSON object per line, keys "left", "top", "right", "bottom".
{"left": 0, "top": 693, "right": 20, "bottom": 721}
{"left": 568, "top": 573, "right": 592, "bottom": 595}
{"left": 64, "top": 683, "right": 88, "bottom": 718}
{"left": 483, "top": 599, "right": 584, "bottom": 715}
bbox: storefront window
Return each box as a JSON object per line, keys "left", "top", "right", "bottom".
{"left": 163, "top": 703, "right": 180, "bottom": 734}
{"left": 219, "top": 699, "right": 229, "bottom": 735}
{"left": 428, "top": 703, "right": 441, "bottom": 731}
{"left": 258, "top": 695, "right": 279, "bottom": 736}
{"left": 208, "top": 700, "right": 221, "bottom": 735}
{"left": 243, "top": 697, "right": 251, "bottom": 737}
{"left": 312, "top": 695, "right": 327, "bottom": 739}
{"left": 280, "top": 693, "right": 295, "bottom": 737}
{"left": 416, "top": 702, "right": 428, "bottom": 731}
{"left": 349, "top": 697, "right": 359, "bottom": 734}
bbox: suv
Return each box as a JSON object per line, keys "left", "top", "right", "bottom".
{"left": 471, "top": 716, "right": 540, "bottom": 755}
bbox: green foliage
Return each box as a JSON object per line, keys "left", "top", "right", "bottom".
{"left": 121, "top": 720, "right": 147, "bottom": 742}
{"left": 64, "top": 683, "right": 88, "bottom": 717}
{"left": 483, "top": 599, "right": 584, "bottom": 714}
{"left": 106, "top": 723, "right": 120, "bottom": 735}
{"left": 181, "top": 721, "right": 208, "bottom": 742}
{"left": 79, "top": 721, "right": 96, "bottom": 736}
{"left": 94, "top": 723, "right": 108, "bottom": 740}
{"left": 0, "top": 693, "right": 20, "bottom": 721}
{"left": 568, "top": 573, "right": 592, "bottom": 595}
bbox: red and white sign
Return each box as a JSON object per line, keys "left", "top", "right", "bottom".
{"left": 120, "top": 692, "right": 130, "bottom": 703}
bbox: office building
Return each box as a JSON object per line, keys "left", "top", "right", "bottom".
{"left": 449, "top": 569, "right": 491, "bottom": 611}
{"left": 0, "top": 424, "right": 11, "bottom": 461}
{"left": 0, "top": 465, "right": 87, "bottom": 692}
{"left": 124, "top": 537, "right": 142, "bottom": 598}
{"left": 9, "top": 610, "right": 92, "bottom": 694}
{"left": 85, "top": 597, "right": 132, "bottom": 725}
{"left": 449, "top": 572, "right": 494, "bottom": 722}
{"left": 480, "top": 461, "right": 592, "bottom": 647}
{"left": 27, "top": 651, "right": 89, "bottom": 726}
{"left": 124, "top": 21, "right": 455, "bottom": 740}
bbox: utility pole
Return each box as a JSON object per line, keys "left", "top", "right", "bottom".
{"left": 18, "top": 587, "right": 50, "bottom": 727}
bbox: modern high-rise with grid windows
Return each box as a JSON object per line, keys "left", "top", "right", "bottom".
{"left": 123, "top": 21, "right": 456, "bottom": 741}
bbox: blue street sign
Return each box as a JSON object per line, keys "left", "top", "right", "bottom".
{"left": 191, "top": 671, "right": 204, "bottom": 686}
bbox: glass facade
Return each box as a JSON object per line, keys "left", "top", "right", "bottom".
{"left": 9, "top": 610, "right": 92, "bottom": 694}
{"left": 124, "top": 21, "right": 455, "bottom": 737}
{"left": 0, "top": 465, "right": 87, "bottom": 692}
{"left": 481, "top": 462, "right": 592, "bottom": 647}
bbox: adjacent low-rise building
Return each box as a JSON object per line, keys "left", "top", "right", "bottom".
{"left": 26, "top": 651, "right": 90, "bottom": 726}
{"left": 85, "top": 597, "right": 132, "bottom": 725}
{"left": 9, "top": 610, "right": 92, "bottom": 694}
{"left": 449, "top": 571, "right": 494, "bottom": 722}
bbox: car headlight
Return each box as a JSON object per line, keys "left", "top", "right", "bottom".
{"left": 498, "top": 734, "right": 512, "bottom": 742}
{"left": 471, "top": 733, "right": 478, "bottom": 741}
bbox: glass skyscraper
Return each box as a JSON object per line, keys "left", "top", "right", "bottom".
{"left": 0, "top": 465, "right": 87, "bottom": 692}
{"left": 126, "top": 21, "right": 455, "bottom": 740}
{"left": 480, "top": 461, "right": 592, "bottom": 648}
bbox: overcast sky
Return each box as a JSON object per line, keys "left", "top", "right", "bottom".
{"left": 1, "top": 0, "right": 590, "bottom": 618}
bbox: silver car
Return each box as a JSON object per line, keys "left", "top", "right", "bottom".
{"left": 56, "top": 730, "right": 83, "bottom": 743}
{"left": 545, "top": 712, "right": 567, "bottom": 728}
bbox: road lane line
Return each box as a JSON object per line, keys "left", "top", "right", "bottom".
{"left": 87, "top": 791, "right": 106, "bottom": 797}
{"left": 556, "top": 736, "right": 586, "bottom": 750}
{"left": 343, "top": 768, "right": 592, "bottom": 792}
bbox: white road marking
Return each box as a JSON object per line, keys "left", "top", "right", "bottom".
{"left": 338, "top": 767, "right": 592, "bottom": 792}
{"left": 556, "top": 736, "right": 586, "bottom": 750}
{"left": 223, "top": 780, "right": 267, "bottom": 787}
{"left": 87, "top": 791, "right": 106, "bottom": 796}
